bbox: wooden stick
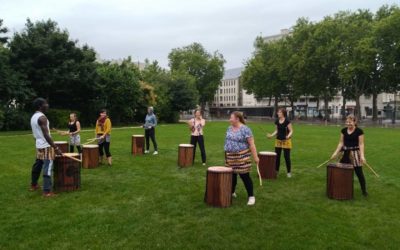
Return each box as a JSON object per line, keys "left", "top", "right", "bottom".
{"left": 364, "top": 162, "right": 380, "bottom": 178}
{"left": 316, "top": 159, "right": 331, "bottom": 168}
{"left": 83, "top": 138, "right": 98, "bottom": 145}
{"left": 62, "top": 153, "right": 82, "bottom": 163}
{"left": 256, "top": 164, "right": 262, "bottom": 186}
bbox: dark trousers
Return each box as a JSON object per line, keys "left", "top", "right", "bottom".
{"left": 275, "top": 147, "right": 291, "bottom": 173}
{"left": 69, "top": 145, "right": 82, "bottom": 154}
{"left": 190, "top": 135, "right": 206, "bottom": 163}
{"left": 145, "top": 128, "right": 158, "bottom": 151}
{"left": 232, "top": 173, "right": 254, "bottom": 197}
{"left": 99, "top": 141, "right": 111, "bottom": 157}
{"left": 354, "top": 166, "right": 367, "bottom": 193}
{"left": 31, "top": 159, "right": 43, "bottom": 186}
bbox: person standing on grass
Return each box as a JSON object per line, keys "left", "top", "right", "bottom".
{"left": 331, "top": 115, "right": 368, "bottom": 196}
{"left": 188, "top": 109, "right": 206, "bottom": 166}
{"left": 267, "top": 108, "right": 293, "bottom": 178}
{"left": 58, "top": 113, "right": 82, "bottom": 154}
{"left": 224, "top": 111, "right": 259, "bottom": 206}
{"left": 30, "top": 98, "right": 63, "bottom": 197}
{"left": 95, "top": 109, "right": 112, "bottom": 166}
{"left": 143, "top": 106, "right": 158, "bottom": 155}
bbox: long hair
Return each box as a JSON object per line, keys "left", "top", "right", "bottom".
{"left": 69, "top": 113, "right": 77, "bottom": 123}
{"left": 232, "top": 111, "right": 246, "bottom": 124}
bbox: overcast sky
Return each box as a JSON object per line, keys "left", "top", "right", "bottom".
{"left": 0, "top": 0, "right": 397, "bottom": 69}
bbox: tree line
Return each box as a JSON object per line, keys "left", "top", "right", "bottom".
{"left": 242, "top": 5, "right": 400, "bottom": 121}
{"left": 0, "top": 19, "right": 224, "bottom": 130}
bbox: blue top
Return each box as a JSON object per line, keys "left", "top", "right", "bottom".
{"left": 224, "top": 125, "right": 253, "bottom": 152}
{"left": 144, "top": 113, "right": 157, "bottom": 129}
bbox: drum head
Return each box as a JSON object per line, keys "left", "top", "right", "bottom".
{"left": 259, "top": 151, "right": 277, "bottom": 156}
{"left": 328, "top": 163, "right": 353, "bottom": 169}
{"left": 179, "top": 144, "right": 194, "bottom": 147}
{"left": 208, "top": 166, "right": 233, "bottom": 173}
{"left": 54, "top": 141, "right": 68, "bottom": 144}
{"left": 83, "top": 145, "right": 98, "bottom": 148}
{"left": 132, "top": 135, "right": 144, "bottom": 137}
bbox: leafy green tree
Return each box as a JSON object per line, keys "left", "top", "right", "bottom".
{"left": 168, "top": 43, "right": 225, "bottom": 109}
{"left": 0, "top": 19, "right": 8, "bottom": 44}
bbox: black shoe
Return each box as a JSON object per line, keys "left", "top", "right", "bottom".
{"left": 362, "top": 191, "right": 368, "bottom": 197}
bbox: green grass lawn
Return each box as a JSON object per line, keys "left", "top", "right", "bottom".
{"left": 0, "top": 122, "right": 399, "bottom": 249}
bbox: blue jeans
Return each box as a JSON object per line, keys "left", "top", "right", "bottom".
{"left": 31, "top": 158, "right": 53, "bottom": 192}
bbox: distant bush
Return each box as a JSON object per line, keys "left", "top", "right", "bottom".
{"left": 0, "top": 108, "right": 30, "bottom": 131}
{"left": 46, "top": 109, "right": 80, "bottom": 130}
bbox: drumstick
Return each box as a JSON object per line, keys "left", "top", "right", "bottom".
{"left": 256, "top": 164, "right": 262, "bottom": 186}
{"left": 364, "top": 162, "right": 380, "bottom": 178}
{"left": 83, "top": 139, "right": 97, "bottom": 145}
{"left": 316, "top": 159, "right": 331, "bottom": 168}
{"left": 62, "top": 153, "right": 82, "bottom": 163}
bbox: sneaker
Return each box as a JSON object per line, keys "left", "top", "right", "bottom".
{"left": 153, "top": 151, "right": 158, "bottom": 155}
{"left": 232, "top": 192, "right": 237, "bottom": 198}
{"left": 202, "top": 163, "right": 206, "bottom": 166}
{"left": 29, "top": 184, "right": 40, "bottom": 192}
{"left": 362, "top": 191, "right": 368, "bottom": 197}
{"left": 287, "top": 173, "right": 292, "bottom": 178}
{"left": 145, "top": 150, "right": 149, "bottom": 154}
{"left": 247, "top": 196, "right": 255, "bottom": 206}
{"left": 43, "top": 192, "right": 57, "bottom": 198}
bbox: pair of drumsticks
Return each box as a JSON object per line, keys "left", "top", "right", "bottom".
{"left": 315, "top": 158, "right": 380, "bottom": 178}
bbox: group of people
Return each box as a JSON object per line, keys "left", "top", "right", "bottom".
{"left": 29, "top": 97, "right": 368, "bottom": 203}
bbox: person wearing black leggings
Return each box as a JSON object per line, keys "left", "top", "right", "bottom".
{"left": 188, "top": 110, "right": 206, "bottom": 165}
{"left": 268, "top": 108, "right": 293, "bottom": 178}
{"left": 331, "top": 115, "right": 367, "bottom": 196}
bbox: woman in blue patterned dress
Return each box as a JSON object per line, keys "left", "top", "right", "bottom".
{"left": 224, "top": 111, "right": 259, "bottom": 206}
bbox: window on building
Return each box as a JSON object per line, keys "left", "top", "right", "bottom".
{"left": 220, "top": 96, "right": 222, "bottom": 101}
{"left": 220, "top": 89, "right": 222, "bottom": 94}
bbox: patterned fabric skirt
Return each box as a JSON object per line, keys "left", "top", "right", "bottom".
{"left": 70, "top": 134, "right": 81, "bottom": 146}
{"left": 340, "top": 147, "right": 362, "bottom": 167}
{"left": 36, "top": 147, "right": 55, "bottom": 160}
{"left": 225, "top": 149, "right": 252, "bottom": 174}
{"left": 275, "top": 139, "right": 292, "bottom": 149}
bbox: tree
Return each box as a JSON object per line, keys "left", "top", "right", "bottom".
{"left": 96, "top": 58, "right": 142, "bottom": 124}
{"left": 168, "top": 43, "right": 225, "bottom": 109}
{"left": 8, "top": 19, "right": 99, "bottom": 123}
{"left": 167, "top": 71, "right": 199, "bottom": 112}
{"left": 0, "top": 19, "right": 8, "bottom": 44}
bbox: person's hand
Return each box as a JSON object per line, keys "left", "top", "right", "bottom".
{"left": 331, "top": 152, "right": 338, "bottom": 160}
{"left": 361, "top": 156, "right": 366, "bottom": 164}
{"left": 55, "top": 147, "right": 63, "bottom": 156}
{"left": 286, "top": 135, "right": 291, "bottom": 140}
{"left": 254, "top": 156, "right": 260, "bottom": 165}
{"left": 267, "top": 133, "right": 273, "bottom": 139}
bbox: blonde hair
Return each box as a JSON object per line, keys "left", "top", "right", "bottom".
{"left": 231, "top": 111, "right": 246, "bottom": 124}
{"left": 346, "top": 114, "right": 357, "bottom": 126}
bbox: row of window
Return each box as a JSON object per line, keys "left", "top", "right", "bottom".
{"left": 219, "top": 88, "right": 236, "bottom": 94}
{"left": 214, "top": 96, "right": 237, "bottom": 102}
{"left": 223, "top": 79, "right": 236, "bottom": 87}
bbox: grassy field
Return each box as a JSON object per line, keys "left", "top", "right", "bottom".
{"left": 0, "top": 121, "right": 399, "bottom": 249}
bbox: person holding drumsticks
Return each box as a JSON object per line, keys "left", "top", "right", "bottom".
{"left": 144, "top": 106, "right": 158, "bottom": 155}
{"left": 331, "top": 115, "right": 367, "bottom": 196}
{"left": 267, "top": 108, "right": 293, "bottom": 178}
{"left": 58, "top": 113, "right": 82, "bottom": 153}
{"left": 188, "top": 109, "right": 206, "bottom": 166}
{"left": 95, "top": 109, "right": 112, "bottom": 166}
{"left": 224, "top": 111, "right": 259, "bottom": 206}
{"left": 29, "top": 98, "right": 63, "bottom": 197}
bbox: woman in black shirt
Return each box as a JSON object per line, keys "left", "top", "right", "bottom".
{"left": 267, "top": 108, "right": 293, "bottom": 178}
{"left": 331, "top": 115, "right": 367, "bottom": 196}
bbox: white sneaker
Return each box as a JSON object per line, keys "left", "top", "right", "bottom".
{"left": 153, "top": 151, "right": 158, "bottom": 155}
{"left": 232, "top": 192, "right": 237, "bottom": 198}
{"left": 247, "top": 196, "right": 255, "bottom": 206}
{"left": 287, "top": 173, "right": 292, "bottom": 178}
{"left": 202, "top": 163, "right": 206, "bottom": 166}
{"left": 145, "top": 150, "right": 149, "bottom": 154}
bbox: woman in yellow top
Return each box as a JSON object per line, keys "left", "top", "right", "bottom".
{"left": 95, "top": 109, "right": 112, "bottom": 166}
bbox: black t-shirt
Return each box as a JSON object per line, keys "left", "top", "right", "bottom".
{"left": 275, "top": 118, "right": 291, "bottom": 140}
{"left": 341, "top": 127, "right": 364, "bottom": 147}
{"left": 68, "top": 121, "right": 78, "bottom": 133}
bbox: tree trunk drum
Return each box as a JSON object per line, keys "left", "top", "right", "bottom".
{"left": 82, "top": 145, "right": 99, "bottom": 169}
{"left": 54, "top": 141, "right": 68, "bottom": 153}
{"left": 132, "top": 135, "right": 145, "bottom": 156}
{"left": 258, "top": 151, "right": 277, "bottom": 179}
{"left": 204, "top": 166, "right": 233, "bottom": 208}
{"left": 53, "top": 153, "right": 81, "bottom": 192}
{"left": 327, "top": 163, "right": 354, "bottom": 200}
{"left": 178, "top": 144, "right": 194, "bottom": 167}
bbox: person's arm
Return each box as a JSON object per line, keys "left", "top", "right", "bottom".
{"left": 153, "top": 115, "right": 157, "bottom": 127}
{"left": 247, "top": 137, "right": 259, "bottom": 165}
{"left": 286, "top": 123, "right": 293, "bottom": 139}
{"left": 71, "top": 121, "right": 81, "bottom": 135}
{"left": 267, "top": 126, "right": 277, "bottom": 139}
{"left": 100, "top": 119, "right": 112, "bottom": 138}
{"left": 359, "top": 134, "right": 366, "bottom": 164}
{"left": 38, "top": 116, "right": 62, "bottom": 155}
{"left": 201, "top": 119, "right": 205, "bottom": 127}
{"left": 187, "top": 119, "right": 194, "bottom": 129}
{"left": 331, "top": 134, "right": 344, "bottom": 159}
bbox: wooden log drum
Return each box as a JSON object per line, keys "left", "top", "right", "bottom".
{"left": 132, "top": 135, "right": 145, "bottom": 155}
{"left": 327, "top": 163, "right": 354, "bottom": 200}
{"left": 178, "top": 144, "right": 194, "bottom": 167}
{"left": 82, "top": 145, "right": 99, "bottom": 169}
{"left": 54, "top": 141, "right": 68, "bottom": 153}
{"left": 258, "top": 151, "right": 277, "bottom": 179}
{"left": 53, "top": 153, "right": 81, "bottom": 192}
{"left": 204, "top": 166, "right": 233, "bottom": 208}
